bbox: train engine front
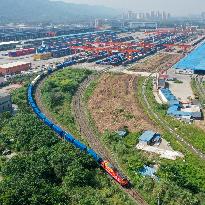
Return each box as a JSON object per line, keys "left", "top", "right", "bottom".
{"left": 101, "top": 160, "right": 129, "bottom": 187}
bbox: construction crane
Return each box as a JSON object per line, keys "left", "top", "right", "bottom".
{"left": 163, "top": 44, "right": 191, "bottom": 52}
{"left": 70, "top": 45, "right": 140, "bottom": 55}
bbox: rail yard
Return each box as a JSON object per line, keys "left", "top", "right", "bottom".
{"left": 1, "top": 25, "right": 205, "bottom": 205}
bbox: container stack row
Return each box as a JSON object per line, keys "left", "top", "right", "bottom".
{"left": 8, "top": 48, "right": 36, "bottom": 57}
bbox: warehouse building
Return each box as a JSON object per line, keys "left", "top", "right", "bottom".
{"left": 173, "top": 42, "right": 205, "bottom": 74}
{"left": 0, "top": 93, "right": 12, "bottom": 113}
{"left": 158, "top": 88, "right": 180, "bottom": 105}
{"left": 159, "top": 88, "right": 202, "bottom": 121}
{"left": 0, "top": 62, "right": 31, "bottom": 75}
{"left": 156, "top": 71, "right": 168, "bottom": 89}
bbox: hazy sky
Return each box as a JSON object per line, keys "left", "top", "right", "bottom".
{"left": 61, "top": 0, "right": 204, "bottom": 16}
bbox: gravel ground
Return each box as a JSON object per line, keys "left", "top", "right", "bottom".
{"left": 167, "top": 68, "right": 194, "bottom": 102}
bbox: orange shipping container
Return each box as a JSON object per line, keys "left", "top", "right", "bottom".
{"left": 0, "top": 62, "right": 31, "bottom": 75}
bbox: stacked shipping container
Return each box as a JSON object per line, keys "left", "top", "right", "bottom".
{"left": 8, "top": 48, "right": 36, "bottom": 57}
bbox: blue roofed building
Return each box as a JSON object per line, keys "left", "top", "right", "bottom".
{"left": 139, "top": 130, "right": 161, "bottom": 145}
{"left": 159, "top": 88, "right": 180, "bottom": 105}
{"left": 173, "top": 42, "right": 205, "bottom": 74}
{"left": 159, "top": 88, "right": 202, "bottom": 121}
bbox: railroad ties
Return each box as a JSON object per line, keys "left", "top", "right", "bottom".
{"left": 72, "top": 69, "right": 149, "bottom": 205}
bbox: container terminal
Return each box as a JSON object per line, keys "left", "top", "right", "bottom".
{"left": 1, "top": 17, "right": 205, "bottom": 205}
{"left": 0, "top": 27, "right": 204, "bottom": 72}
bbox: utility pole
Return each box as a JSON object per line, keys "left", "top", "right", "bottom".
{"left": 157, "top": 193, "right": 160, "bottom": 205}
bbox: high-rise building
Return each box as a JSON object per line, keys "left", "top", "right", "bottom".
{"left": 146, "top": 13, "right": 151, "bottom": 19}
{"left": 94, "top": 19, "right": 99, "bottom": 28}
{"left": 151, "top": 11, "right": 155, "bottom": 18}
{"left": 201, "top": 12, "right": 205, "bottom": 19}
{"left": 128, "top": 11, "right": 133, "bottom": 20}
{"left": 162, "top": 11, "right": 167, "bottom": 21}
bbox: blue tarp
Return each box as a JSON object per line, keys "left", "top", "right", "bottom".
{"left": 173, "top": 43, "right": 205, "bottom": 71}
{"left": 139, "top": 165, "right": 157, "bottom": 177}
{"left": 116, "top": 129, "right": 127, "bottom": 137}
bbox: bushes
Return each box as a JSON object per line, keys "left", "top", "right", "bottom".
{"left": 137, "top": 77, "right": 205, "bottom": 204}
{"left": 0, "top": 69, "right": 135, "bottom": 205}
{"left": 41, "top": 69, "right": 92, "bottom": 134}
{"left": 83, "top": 75, "right": 205, "bottom": 204}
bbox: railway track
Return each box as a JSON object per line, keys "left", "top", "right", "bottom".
{"left": 71, "top": 70, "right": 149, "bottom": 205}
{"left": 34, "top": 67, "right": 148, "bottom": 205}
{"left": 142, "top": 74, "right": 205, "bottom": 160}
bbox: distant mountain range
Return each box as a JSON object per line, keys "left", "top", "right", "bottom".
{"left": 0, "top": 0, "right": 120, "bottom": 23}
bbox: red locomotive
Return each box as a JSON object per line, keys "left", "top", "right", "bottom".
{"left": 101, "top": 160, "right": 129, "bottom": 187}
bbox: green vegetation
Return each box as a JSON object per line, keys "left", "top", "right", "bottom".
{"left": 137, "top": 77, "right": 205, "bottom": 204}
{"left": 83, "top": 75, "right": 205, "bottom": 205}
{"left": 173, "top": 79, "right": 183, "bottom": 84}
{"left": 191, "top": 78, "right": 205, "bottom": 107}
{"left": 144, "top": 78, "right": 205, "bottom": 153}
{"left": 0, "top": 69, "right": 135, "bottom": 205}
{"left": 41, "top": 69, "right": 92, "bottom": 135}
{"left": 0, "top": 74, "right": 37, "bottom": 89}
{"left": 83, "top": 76, "right": 99, "bottom": 103}
{"left": 102, "top": 131, "right": 203, "bottom": 205}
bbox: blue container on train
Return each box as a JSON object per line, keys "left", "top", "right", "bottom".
{"left": 28, "top": 84, "right": 33, "bottom": 93}
{"left": 53, "top": 125, "right": 64, "bottom": 137}
{"left": 28, "top": 97, "right": 35, "bottom": 104}
{"left": 87, "top": 148, "right": 102, "bottom": 162}
{"left": 38, "top": 112, "right": 46, "bottom": 120}
{"left": 44, "top": 118, "right": 53, "bottom": 127}
{"left": 73, "top": 140, "right": 87, "bottom": 151}
{"left": 56, "top": 63, "right": 64, "bottom": 69}
{"left": 30, "top": 102, "right": 37, "bottom": 109}
{"left": 64, "top": 133, "right": 75, "bottom": 143}
{"left": 28, "top": 92, "right": 33, "bottom": 101}
{"left": 48, "top": 67, "right": 53, "bottom": 74}
{"left": 63, "top": 61, "right": 69, "bottom": 67}
{"left": 33, "top": 107, "right": 40, "bottom": 114}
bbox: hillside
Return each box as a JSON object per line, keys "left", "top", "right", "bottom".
{"left": 0, "top": 0, "right": 119, "bottom": 23}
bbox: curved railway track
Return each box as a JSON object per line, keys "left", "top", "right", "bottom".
{"left": 72, "top": 71, "right": 148, "bottom": 205}
{"left": 34, "top": 67, "right": 149, "bottom": 205}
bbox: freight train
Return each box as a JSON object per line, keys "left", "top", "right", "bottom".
{"left": 27, "top": 65, "right": 129, "bottom": 187}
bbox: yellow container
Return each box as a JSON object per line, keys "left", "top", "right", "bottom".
{"left": 33, "top": 52, "right": 52, "bottom": 61}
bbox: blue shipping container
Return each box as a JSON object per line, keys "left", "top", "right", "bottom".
{"left": 87, "top": 148, "right": 102, "bottom": 162}
{"left": 44, "top": 118, "right": 53, "bottom": 127}
{"left": 64, "top": 133, "right": 75, "bottom": 143}
{"left": 53, "top": 125, "right": 64, "bottom": 136}
{"left": 73, "top": 140, "right": 87, "bottom": 151}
